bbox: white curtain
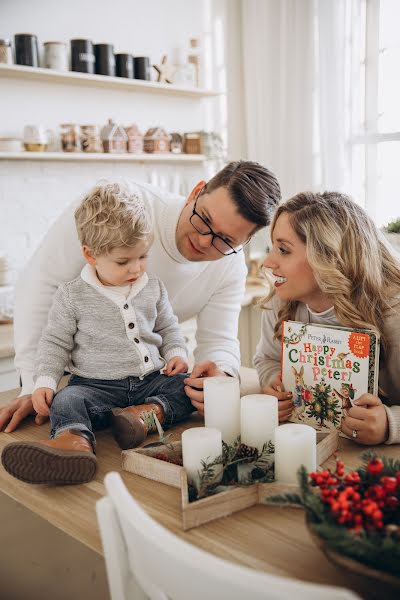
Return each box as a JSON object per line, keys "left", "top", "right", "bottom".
{"left": 226, "top": 0, "right": 362, "bottom": 201}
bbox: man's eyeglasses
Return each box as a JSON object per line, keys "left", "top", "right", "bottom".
{"left": 190, "top": 192, "right": 251, "bottom": 256}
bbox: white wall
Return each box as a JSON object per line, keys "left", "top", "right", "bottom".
{"left": 1, "top": 0, "right": 221, "bottom": 278}
{"left": 1, "top": 0, "right": 212, "bottom": 134}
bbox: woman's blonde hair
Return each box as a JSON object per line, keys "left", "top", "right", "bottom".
{"left": 265, "top": 191, "right": 400, "bottom": 356}
{"left": 75, "top": 181, "right": 153, "bottom": 256}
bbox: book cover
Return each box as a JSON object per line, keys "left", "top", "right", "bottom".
{"left": 281, "top": 321, "right": 380, "bottom": 432}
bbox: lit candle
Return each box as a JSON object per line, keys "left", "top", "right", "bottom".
{"left": 204, "top": 376, "right": 241, "bottom": 446}
{"left": 181, "top": 427, "right": 223, "bottom": 492}
{"left": 240, "top": 394, "right": 278, "bottom": 453}
{"left": 274, "top": 423, "right": 317, "bottom": 484}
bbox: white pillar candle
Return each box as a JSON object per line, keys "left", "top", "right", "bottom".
{"left": 182, "top": 427, "right": 223, "bottom": 492}
{"left": 204, "top": 376, "right": 241, "bottom": 446}
{"left": 274, "top": 423, "right": 317, "bottom": 484}
{"left": 240, "top": 394, "right": 278, "bottom": 453}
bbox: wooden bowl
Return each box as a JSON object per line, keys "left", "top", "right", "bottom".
{"left": 306, "top": 517, "right": 400, "bottom": 591}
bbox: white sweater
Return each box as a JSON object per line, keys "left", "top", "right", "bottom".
{"left": 14, "top": 182, "right": 247, "bottom": 395}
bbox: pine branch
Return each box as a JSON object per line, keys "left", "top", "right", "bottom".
{"left": 265, "top": 493, "right": 302, "bottom": 507}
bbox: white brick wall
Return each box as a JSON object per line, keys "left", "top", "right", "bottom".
{"left": 0, "top": 160, "right": 205, "bottom": 280}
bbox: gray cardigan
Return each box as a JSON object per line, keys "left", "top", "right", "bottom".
{"left": 34, "top": 268, "right": 187, "bottom": 391}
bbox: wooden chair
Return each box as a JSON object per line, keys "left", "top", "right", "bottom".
{"left": 96, "top": 472, "right": 360, "bottom": 600}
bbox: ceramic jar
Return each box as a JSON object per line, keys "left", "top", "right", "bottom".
{"left": 23, "top": 125, "right": 50, "bottom": 151}
{"left": 70, "top": 39, "right": 95, "bottom": 74}
{"left": 14, "top": 33, "right": 39, "bottom": 67}
{"left": 44, "top": 42, "right": 68, "bottom": 71}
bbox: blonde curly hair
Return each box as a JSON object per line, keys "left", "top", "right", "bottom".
{"left": 263, "top": 191, "right": 400, "bottom": 356}
{"left": 75, "top": 181, "right": 153, "bottom": 256}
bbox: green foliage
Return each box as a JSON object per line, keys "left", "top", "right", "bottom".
{"left": 265, "top": 454, "right": 400, "bottom": 578}
{"left": 283, "top": 323, "right": 308, "bottom": 347}
{"left": 191, "top": 437, "right": 276, "bottom": 501}
{"left": 265, "top": 493, "right": 302, "bottom": 507}
{"left": 385, "top": 218, "right": 400, "bottom": 233}
{"left": 307, "top": 378, "right": 341, "bottom": 427}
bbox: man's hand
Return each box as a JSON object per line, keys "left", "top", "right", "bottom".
{"left": 0, "top": 394, "right": 48, "bottom": 433}
{"left": 341, "top": 394, "right": 389, "bottom": 445}
{"left": 163, "top": 356, "right": 189, "bottom": 376}
{"left": 32, "top": 388, "right": 54, "bottom": 417}
{"left": 262, "top": 375, "right": 293, "bottom": 423}
{"left": 184, "top": 360, "right": 226, "bottom": 416}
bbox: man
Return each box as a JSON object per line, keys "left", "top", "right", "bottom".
{"left": 0, "top": 161, "right": 280, "bottom": 432}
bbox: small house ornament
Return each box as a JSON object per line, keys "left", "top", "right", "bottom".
{"left": 143, "top": 127, "right": 171, "bottom": 153}
{"left": 153, "top": 55, "right": 175, "bottom": 84}
{"left": 101, "top": 119, "right": 128, "bottom": 153}
{"left": 169, "top": 132, "right": 183, "bottom": 154}
{"left": 125, "top": 124, "right": 143, "bottom": 154}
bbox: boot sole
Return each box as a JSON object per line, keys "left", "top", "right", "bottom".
{"left": 111, "top": 410, "right": 146, "bottom": 450}
{"left": 1, "top": 442, "right": 97, "bottom": 485}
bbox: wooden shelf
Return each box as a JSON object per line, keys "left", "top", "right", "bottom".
{"left": 0, "top": 151, "right": 206, "bottom": 163}
{"left": 0, "top": 63, "right": 220, "bottom": 98}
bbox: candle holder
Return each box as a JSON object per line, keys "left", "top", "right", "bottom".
{"left": 122, "top": 430, "right": 338, "bottom": 530}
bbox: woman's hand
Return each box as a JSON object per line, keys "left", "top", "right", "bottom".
{"left": 262, "top": 375, "right": 293, "bottom": 423}
{"left": 341, "top": 394, "right": 389, "bottom": 445}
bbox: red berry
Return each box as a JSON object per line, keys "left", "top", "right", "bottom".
{"left": 367, "top": 457, "right": 384, "bottom": 476}
{"left": 381, "top": 476, "right": 398, "bottom": 494}
{"left": 386, "top": 496, "right": 399, "bottom": 510}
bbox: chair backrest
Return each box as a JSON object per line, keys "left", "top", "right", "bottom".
{"left": 96, "top": 472, "right": 360, "bottom": 600}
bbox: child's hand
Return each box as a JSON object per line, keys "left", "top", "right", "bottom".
{"left": 32, "top": 388, "right": 54, "bottom": 417}
{"left": 341, "top": 394, "right": 389, "bottom": 445}
{"left": 164, "top": 356, "right": 189, "bottom": 376}
{"left": 262, "top": 375, "right": 293, "bottom": 423}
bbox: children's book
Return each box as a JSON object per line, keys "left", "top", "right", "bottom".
{"left": 281, "top": 321, "right": 380, "bottom": 432}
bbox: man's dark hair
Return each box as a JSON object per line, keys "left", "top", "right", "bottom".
{"left": 205, "top": 161, "right": 281, "bottom": 229}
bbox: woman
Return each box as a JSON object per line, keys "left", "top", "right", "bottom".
{"left": 254, "top": 191, "right": 400, "bottom": 445}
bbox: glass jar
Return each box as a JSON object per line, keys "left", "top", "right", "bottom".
{"left": 80, "top": 125, "right": 102, "bottom": 153}
{"left": 0, "top": 39, "right": 13, "bottom": 64}
{"left": 60, "top": 124, "right": 81, "bottom": 152}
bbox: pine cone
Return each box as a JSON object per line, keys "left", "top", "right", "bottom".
{"left": 236, "top": 443, "right": 259, "bottom": 462}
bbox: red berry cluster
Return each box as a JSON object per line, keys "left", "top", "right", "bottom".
{"left": 309, "top": 456, "right": 400, "bottom": 533}
{"left": 153, "top": 452, "right": 183, "bottom": 466}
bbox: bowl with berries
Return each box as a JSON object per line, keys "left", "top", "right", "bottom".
{"left": 267, "top": 452, "right": 400, "bottom": 589}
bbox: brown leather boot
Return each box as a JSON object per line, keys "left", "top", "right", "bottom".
{"left": 1, "top": 429, "right": 97, "bottom": 485}
{"left": 111, "top": 403, "right": 165, "bottom": 450}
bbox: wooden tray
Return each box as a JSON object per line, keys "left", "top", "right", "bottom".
{"left": 122, "top": 430, "right": 339, "bottom": 530}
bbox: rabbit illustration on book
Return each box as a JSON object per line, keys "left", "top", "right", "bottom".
{"left": 334, "top": 383, "right": 355, "bottom": 417}
{"left": 292, "top": 365, "right": 306, "bottom": 420}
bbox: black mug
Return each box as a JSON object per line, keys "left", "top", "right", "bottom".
{"left": 95, "top": 43, "right": 115, "bottom": 76}
{"left": 71, "top": 39, "right": 95, "bottom": 74}
{"left": 116, "top": 53, "right": 134, "bottom": 78}
{"left": 134, "top": 56, "right": 150, "bottom": 80}
{"left": 15, "top": 33, "right": 39, "bottom": 67}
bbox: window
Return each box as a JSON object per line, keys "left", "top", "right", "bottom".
{"left": 351, "top": 0, "right": 400, "bottom": 227}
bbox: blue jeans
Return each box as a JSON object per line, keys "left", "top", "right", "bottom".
{"left": 49, "top": 371, "right": 195, "bottom": 445}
